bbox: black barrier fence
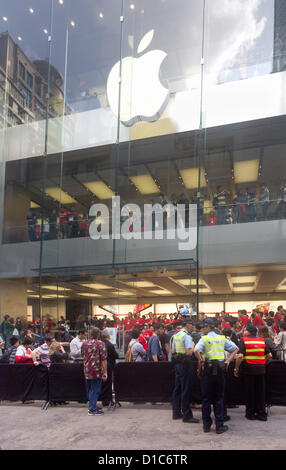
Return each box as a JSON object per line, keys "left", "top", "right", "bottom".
{"left": 0, "top": 361, "right": 286, "bottom": 406}
{"left": 0, "top": 364, "right": 49, "bottom": 402}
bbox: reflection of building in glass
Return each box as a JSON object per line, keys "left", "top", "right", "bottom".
{"left": 273, "top": 0, "right": 286, "bottom": 72}
{"left": 0, "top": 32, "right": 67, "bottom": 128}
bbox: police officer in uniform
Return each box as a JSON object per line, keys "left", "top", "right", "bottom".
{"left": 172, "top": 318, "right": 199, "bottom": 423}
{"left": 194, "top": 318, "right": 238, "bottom": 434}
{"left": 234, "top": 322, "right": 271, "bottom": 421}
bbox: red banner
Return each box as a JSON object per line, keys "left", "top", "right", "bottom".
{"left": 133, "top": 304, "right": 152, "bottom": 315}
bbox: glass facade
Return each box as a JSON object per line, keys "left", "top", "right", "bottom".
{"left": 1, "top": 0, "right": 286, "bottom": 327}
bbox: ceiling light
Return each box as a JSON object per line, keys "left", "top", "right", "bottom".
{"left": 41, "top": 286, "right": 71, "bottom": 292}
{"left": 232, "top": 286, "right": 254, "bottom": 292}
{"left": 58, "top": 0, "right": 64, "bottom": 4}
{"left": 179, "top": 168, "right": 207, "bottom": 190}
{"left": 99, "top": 12, "right": 104, "bottom": 19}
{"left": 125, "top": 281, "right": 155, "bottom": 288}
{"left": 130, "top": 4, "right": 135, "bottom": 9}
{"left": 2, "top": 16, "right": 8, "bottom": 22}
{"left": 17, "top": 36, "right": 22, "bottom": 41}
{"left": 70, "top": 20, "right": 75, "bottom": 27}
{"left": 43, "top": 295, "right": 68, "bottom": 299}
{"left": 78, "top": 293, "right": 101, "bottom": 297}
{"left": 191, "top": 288, "right": 211, "bottom": 294}
{"left": 234, "top": 160, "right": 259, "bottom": 184}
{"left": 231, "top": 276, "right": 256, "bottom": 284}
{"left": 29, "top": 8, "right": 34, "bottom": 13}
{"left": 81, "top": 283, "right": 113, "bottom": 290}
{"left": 43, "top": 29, "right": 48, "bottom": 34}
{"left": 149, "top": 290, "right": 172, "bottom": 295}
{"left": 178, "top": 278, "right": 205, "bottom": 286}
{"left": 45, "top": 187, "right": 76, "bottom": 204}
{"left": 83, "top": 181, "right": 115, "bottom": 200}
{"left": 129, "top": 175, "right": 160, "bottom": 195}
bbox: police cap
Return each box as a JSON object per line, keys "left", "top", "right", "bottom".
{"left": 202, "top": 318, "right": 215, "bottom": 328}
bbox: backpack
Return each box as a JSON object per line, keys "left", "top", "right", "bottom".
{"left": 125, "top": 341, "right": 136, "bottom": 362}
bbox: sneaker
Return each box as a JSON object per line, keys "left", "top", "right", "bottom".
{"left": 88, "top": 409, "right": 104, "bottom": 416}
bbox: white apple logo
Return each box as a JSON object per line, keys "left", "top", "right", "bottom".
{"left": 107, "top": 30, "right": 169, "bottom": 127}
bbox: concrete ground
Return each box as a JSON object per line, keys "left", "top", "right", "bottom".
{"left": 0, "top": 401, "right": 286, "bottom": 450}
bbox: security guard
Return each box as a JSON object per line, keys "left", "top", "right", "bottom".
{"left": 234, "top": 322, "right": 271, "bottom": 421}
{"left": 194, "top": 318, "right": 238, "bottom": 434}
{"left": 172, "top": 318, "right": 199, "bottom": 423}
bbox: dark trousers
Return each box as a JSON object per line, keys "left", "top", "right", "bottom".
{"left": 85, "top": 379, "right": 102, "bottom": 412}
{"left": 172, "top": 362, "right": 193, "bottom": 419}
{"left": 200, "top": 371, "right": 225, "bottom": 429}
{"left": 100, "top": 365, "right": 113, "bottom": 403}
{"left": 217, "top": 207, "right": 226, "bottom": 225}
{"left": 243, "top": 374, "right": 266, "bottom": 418}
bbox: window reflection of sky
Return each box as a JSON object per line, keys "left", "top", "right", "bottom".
{"left": 0, "top": 0, "right": 275, "bottom": 104}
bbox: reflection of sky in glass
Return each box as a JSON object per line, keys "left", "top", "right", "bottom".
{"left": 0, "top": 0, "right": 276, "bottom": 102}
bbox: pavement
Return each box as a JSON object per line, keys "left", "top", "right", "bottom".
{"left": 0, "top": 401, "right": 286, "bottom": 450}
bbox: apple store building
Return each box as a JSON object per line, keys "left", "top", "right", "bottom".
{"left": 1, "top": 0, "right": 286, "bottom": 329}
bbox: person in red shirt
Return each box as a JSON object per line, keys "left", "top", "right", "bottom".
{"left": 207, "top": 211, "right": 217, "bottom": 226}
{"left": 137, "top": 317, "right": 144, "bottom": 327}
{"left": 139, "top": 325, "right": 149, "bottom": 352}
{"left": 251, "top": 309, "right": 264, "bottom": 328}
{"left": 238, "top": 310, "right": 249, "bottom": 330}
{"left": 15, "top": 337, "right": 34, "bottom": 364}
{"left": 145, "top": 324, "right": 154, "bottom": 341}
{"left": 274, "top": 306, "right": 284, "bottom": 335}
{"left": 123, "top": 312, "right": 134, "bottom": 331}
{"left": 221, "top": 315, "right": 231, "bottom": 329}
{"left": 146, "top": 313, "right": 154, "bottom": 324}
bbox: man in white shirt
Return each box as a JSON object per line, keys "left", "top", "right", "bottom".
{"left": 70, "top": 329, "right": 88, "bottom": 362}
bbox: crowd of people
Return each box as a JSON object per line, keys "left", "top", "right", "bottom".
{"left": 23, "top": 180, "right": 286, "bottom": 243}
{"left": 1, "top": 306, "right": 286, "bottom": 424}
{"left": 1, "top": 307, "right": 286, "bottom": 362}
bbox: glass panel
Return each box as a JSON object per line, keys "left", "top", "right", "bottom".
{"left": 0, "top": 0, "right": 53, "bottom": 331}
{"left": 198, "top": 0, "right": 286, "bottom": 316}
{"left": 36, "top": 0, "right": 203, "bottom": 328}
{"left": 117, "top": 0, "right": 204, "bottom": 143}
{"left": 113, "top": 0, "right": 204, "bottom": 312}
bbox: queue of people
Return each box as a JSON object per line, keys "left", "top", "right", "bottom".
{"left": 123, "top": 306, "right": 286, "bottom": 433}
{"left": 1, "top": 305, "right": 286, "bottom": 428}
{"left": 22, "top": 180, "right": 286, "bottom": 244}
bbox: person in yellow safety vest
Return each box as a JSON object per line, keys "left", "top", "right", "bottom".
{"left": 171, "top": 318, "right": 199, "bottom": 424}
{"left": 234, "top": 322, "right": 272, "bottom": 421}
{"left": 194, "top": 318, "right": 238, "bottom": 434}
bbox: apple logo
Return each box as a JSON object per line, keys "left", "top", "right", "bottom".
{"left": 107, "top": 29, "right": 169, "bottom": 127}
